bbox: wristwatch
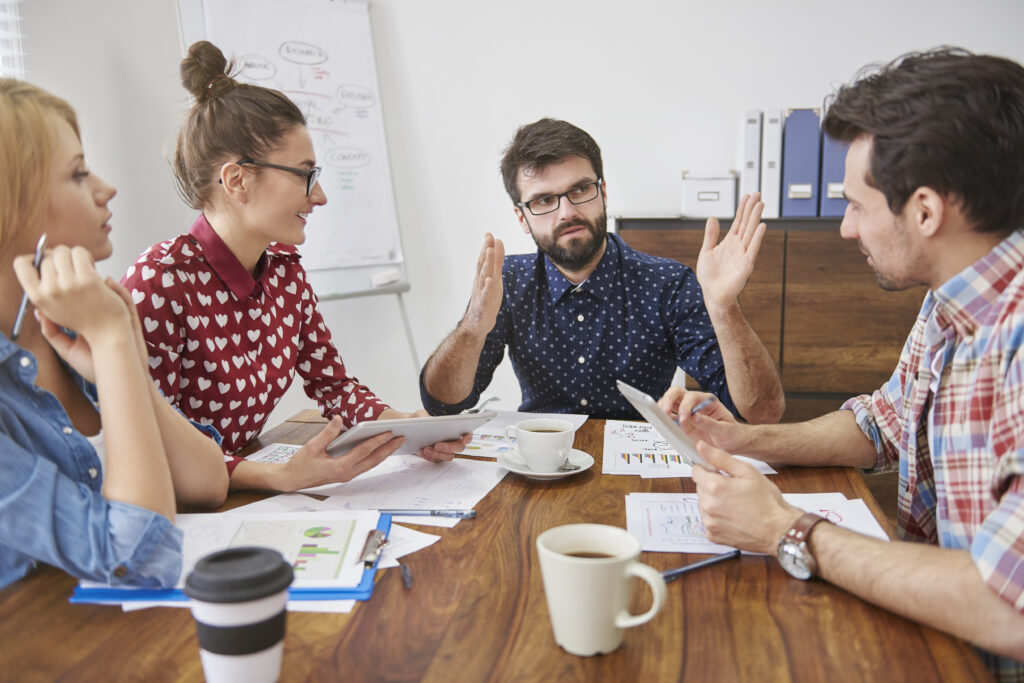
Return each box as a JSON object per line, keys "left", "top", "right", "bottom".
{"left": 777, "top": 512, "right": 827, "bottom": 580}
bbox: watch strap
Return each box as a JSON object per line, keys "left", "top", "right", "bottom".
{"left": 785, "top": 512, "right": 827, "bottom": 546}
{"left": 782, "top": 512, "right": 827, "bottom": 578}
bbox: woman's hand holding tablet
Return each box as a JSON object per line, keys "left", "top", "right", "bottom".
{"left": 326, "top": 412, "right": 496, "bottom": 459}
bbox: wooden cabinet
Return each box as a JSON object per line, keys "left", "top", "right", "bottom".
{"left": 617, "top": 217, "right": 926, "bottom": 422}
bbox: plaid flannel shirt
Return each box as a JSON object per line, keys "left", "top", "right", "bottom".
{"left": 845, "top": 230, "right": 1024, "bottom": 681}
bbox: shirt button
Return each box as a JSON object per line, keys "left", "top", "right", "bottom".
{"left": 63, "top": 426, "right": 73, "bottom": 435}
{"left": 113, "top": 566, "right": 127, "bottom": 578}
{"left": 577, "top": 356, "right": 585, "bottom": 364}
{"left": 88, "top": 468, "right": 98, "bottom": 479}
{"left": 20, "top": 356, "right": 30, "bottom": 368}
{"left": 577, "top": 314, "right": 584, "bottom": 322}
{"left": 580, "top": 399, "right": 588, "bottom": 406}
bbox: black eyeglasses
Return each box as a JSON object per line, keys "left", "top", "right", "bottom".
{"left": 516, "top": 179, "right": 603, "bottom": 216}
{"left": 236, "top": 158, "right": 322, "bottom": 196}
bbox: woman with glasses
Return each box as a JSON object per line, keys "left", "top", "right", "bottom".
{"left": 124, "top": 41, "right": 467, "bottom": 493}
{"left": 0, "top": 79, "right": 229, "bottom": 589}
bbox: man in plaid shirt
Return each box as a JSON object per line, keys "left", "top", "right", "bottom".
{"left": 661, "top": 48, "right": 1024, "bottom": 680}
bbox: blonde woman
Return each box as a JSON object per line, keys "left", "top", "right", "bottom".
{"left": 0, "top": 79, "right": 227, "bottom": 589}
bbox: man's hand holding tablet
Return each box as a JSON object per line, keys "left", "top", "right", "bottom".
{"left": 616, "top": 380, "right": 718, "bottom": 471}
{"left": 656, "top": 385, "right": 751, "bottom": 456}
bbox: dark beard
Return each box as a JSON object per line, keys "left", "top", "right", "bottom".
{"left": 533, "top": 211, "right": 608, "bottom": 271}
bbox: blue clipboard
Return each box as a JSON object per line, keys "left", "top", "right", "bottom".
{"left": 70, "top": 514, "right": 393, "bottom": 604}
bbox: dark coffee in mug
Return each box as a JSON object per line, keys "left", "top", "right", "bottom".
{"left": 526, "top": 428, "right": 566, "bottom": 433}
{"left": 565, "top": 551, "right": 616, "bottom": 559}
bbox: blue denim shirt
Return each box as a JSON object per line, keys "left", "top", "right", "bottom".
{"left": 0, "top": 332, "right": 184, "bottom": 589}
{"left": 421, "top": 234, "right": 735, "bottom": 419}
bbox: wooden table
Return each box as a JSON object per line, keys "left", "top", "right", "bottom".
{"left": 0, "top": 416, "right": 992, "bottom": 682}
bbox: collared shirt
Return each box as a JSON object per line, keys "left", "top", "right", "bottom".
{"left": 421, "top": 234, "right": 734, "bottom": 419}
{"left": 845, "top": 230, "right": 1024, "bottom": 682}
{"left": 0, "top": 334, "right": 182, "bottom": 589}
{"left": 122, "top": 215, "right": 389, "bottom": 468}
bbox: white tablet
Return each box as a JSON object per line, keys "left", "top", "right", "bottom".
{"left": 326, "top": 411, "right": 497, "bottom": 457}
{"left": 616, "top": 380, "right": 715, "bottom": 470}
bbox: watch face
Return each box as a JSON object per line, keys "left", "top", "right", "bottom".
{"left": 778, "top": 542, "right": 812, "bottom": 581}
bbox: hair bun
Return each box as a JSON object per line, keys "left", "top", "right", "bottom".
{"left": 181, "top": 40, "right": 234, "bottom": 101}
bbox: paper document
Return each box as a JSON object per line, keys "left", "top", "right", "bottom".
{"left": 626, "top": 492, "right": 890, "bottom": 553}
{"left": 303, "top": 454, "right": 507, "bottom": 521}
{"left": 377, "top": 524, "right": 441, "bottom": 568}
{"left": 603, "top": 420, "right": 775, "bottom": 477}
{"left": 80, "top": 509, "right": 381, "bottom": 602}
{"left": 228, "top": 495, "right": 440, "bottom": 567}
{"left": 458, "top": 410, "right": 588, "bottom": 458}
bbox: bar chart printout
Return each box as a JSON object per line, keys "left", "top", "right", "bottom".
{"left": 230, "top": 519, "right": 356, "bottom": 580}
{"left": 603, "top": 420, "right": 777, "bottom": 478}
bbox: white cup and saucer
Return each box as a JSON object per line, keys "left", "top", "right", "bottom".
{"left": 498, "top": 418, "right": 594, "bottom": 481}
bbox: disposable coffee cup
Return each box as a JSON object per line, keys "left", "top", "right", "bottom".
{"left": 506, "top": 418, "right": 575, "bottom": 472}
{"left": 185, "top": 547, "right": 294, "bottom": 683}
{"left": 536, "top": 524, "right": 666, "bottom": 656}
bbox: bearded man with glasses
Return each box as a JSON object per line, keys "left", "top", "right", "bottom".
{"left": 420, "top": 118, "right": 784, "bottom": 425}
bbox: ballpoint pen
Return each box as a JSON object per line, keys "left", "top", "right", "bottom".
{"left": 689, "top": 397, "right": 715, "bottom": 416}
{"left": 10, "top": 233, "right": 47, "bottom": 342}
{"left": 378, "top": 509, "right": 476, "bottom": 519}
{"left": 662, "top": 549, "right": 741, "bottom": 583}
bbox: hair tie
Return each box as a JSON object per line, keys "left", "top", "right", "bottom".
{"left": 207, "top": 74, "right": 226, "bottom": 90}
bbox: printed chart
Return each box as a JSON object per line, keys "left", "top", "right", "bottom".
{"left": 230, "top": 519, "right": 355, "bottom": 580}
{"left": 604, "top": 420, "right": 776, "bottom": 478}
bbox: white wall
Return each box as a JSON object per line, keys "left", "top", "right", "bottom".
{"left": 22, "top": 0, "right": 1024, "bottom": 428}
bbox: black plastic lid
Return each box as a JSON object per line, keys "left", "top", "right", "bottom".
{"left": 184, "top": 547, "right": 294, "bottom": 603}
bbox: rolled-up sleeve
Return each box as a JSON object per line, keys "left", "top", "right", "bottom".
{"left": 971, "top": 486, "right": 1024, "bottom": 611}
{"left": 0, "top": 436, "right": 182, "bottom": 588}
{"left": 842, "top": 326, "right": 923, "bottom": 472}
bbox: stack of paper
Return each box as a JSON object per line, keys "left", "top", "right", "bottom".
{"left": 625, "top": 492, "right": 889, "bottom": 554}
{"left": 602, "top": 420, "right": 776, "bottom": 478}
{"left": 73, "top": 509, "right": 387, "bottom": 611}
{"left": 113, "top": 494, "right": 442, "bottom": 614}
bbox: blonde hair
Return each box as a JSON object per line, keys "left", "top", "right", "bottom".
{"left": 0, "top": 79, "right": 79, "bottom": 251}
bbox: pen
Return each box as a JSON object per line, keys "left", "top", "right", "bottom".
{"left": 689, "top": 397, "right": 715, "bottom": 416}
{"left": 11, "top": 233, "right": 47, "bottom": 342}
{"left": 378, "top": 509, "right": 476, "bottom": 519}
{"left": 662, "top": 549, "right": 740, "bottom": 583}
{"left": 400, "top": 562, "right": 413, "bottom": 589}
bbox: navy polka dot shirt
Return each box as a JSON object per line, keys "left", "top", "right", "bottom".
{"left": 421, "top": 234, "right": 735, "bottom": 420}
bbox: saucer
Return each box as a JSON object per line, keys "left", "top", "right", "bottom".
{"left": 497, "top": 448, "right": 595, "bottom": 481}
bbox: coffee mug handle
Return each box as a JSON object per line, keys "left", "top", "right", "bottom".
{"left": 614, "top": 562, "right": 667, "bottom": 629}
{"left": 505, "top": 426, "right": 516, "bottom": 439}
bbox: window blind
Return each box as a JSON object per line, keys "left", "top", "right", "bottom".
{"left": 0, "top": 1, "right": 24, "bottom": 79}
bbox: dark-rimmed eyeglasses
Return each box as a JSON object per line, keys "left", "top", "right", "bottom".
{"left": 236, "top": 158, "right": 322, "bottom": 197}
{"left": 516, "top": 179, "right": 603, "bottom": 216}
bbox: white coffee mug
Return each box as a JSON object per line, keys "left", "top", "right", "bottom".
{"left": 506, "top": 418, "right": 575, "bottom": 472}
{"left": 536, "top": 524, "right": 666, "bottom": 656}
